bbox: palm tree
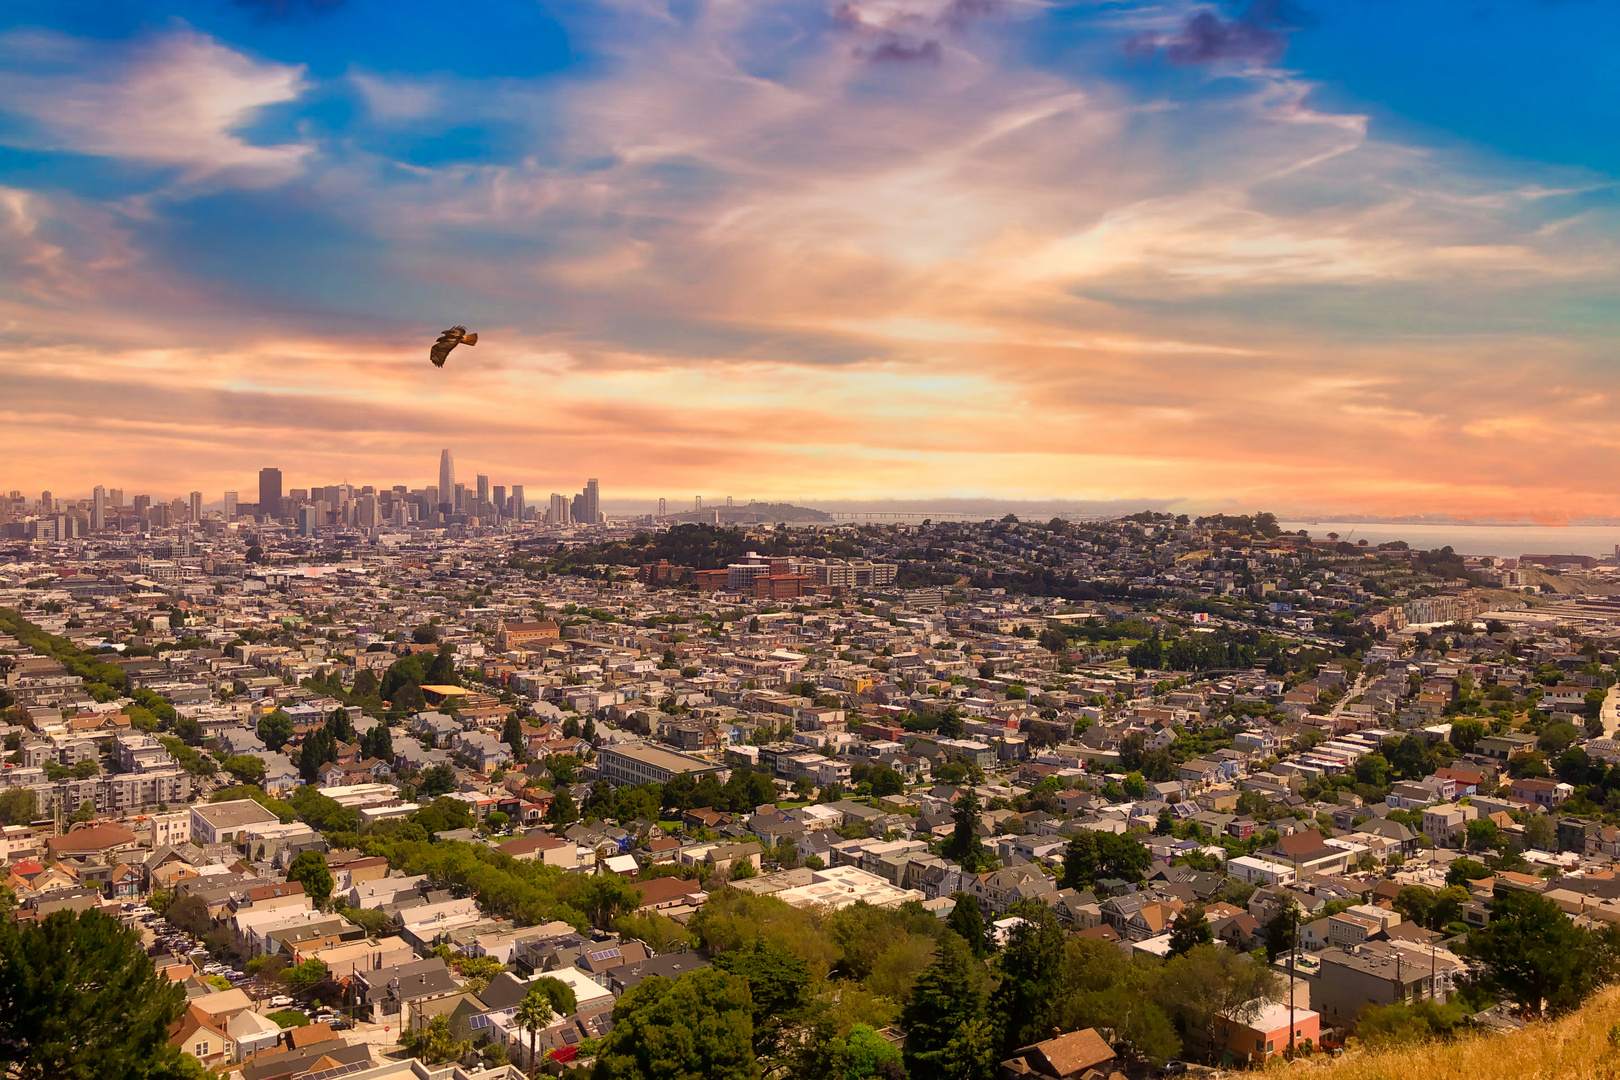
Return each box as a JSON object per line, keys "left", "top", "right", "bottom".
{"left": 514, "top": 988, "right": 555, "bottom": 1075}
{"left": 513, "top": 978, "right": 579, "bottom": 1076}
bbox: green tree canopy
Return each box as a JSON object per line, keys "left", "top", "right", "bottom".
{"left": 591, "top": 968, "right": 761, "bottom": 1080}
{"left": 1060, "top": 829, "right": 1151, "bottom": 891}
{"left": 1463, "top": 890, "right": 1619, "bottom": 1014}
{"left": 1167, "top": 905, "right": 1212, "bottom": 957}
{"left": 257, "top": 710, "right": 294, "bottom": 752}
{"left": 222, "top": 755, "right": 266, "bottom": 787}
{"left": 0, "top": 787, "right": 39, "bottom": 826}
{"left": 286, "top": 850, "right": 334, "bottom": 908}
{"left": 416, "top": 763, "right": 456, "bottom": 798}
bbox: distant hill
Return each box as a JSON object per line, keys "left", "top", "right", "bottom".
{"left": 1304, "top": 985, "right": 1620, "bottom": 1080}
{"left": 660, "top": 502, "right": 831, "bottom": 525}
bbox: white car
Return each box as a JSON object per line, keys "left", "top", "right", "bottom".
{"left": 268, "top": 996, "right": 294, "bottom": 1008}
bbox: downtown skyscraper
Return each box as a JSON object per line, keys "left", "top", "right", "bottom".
{"left": 438, "top": 450, "right": 455, "bottom": 513}
{"left": 259, "top": 468, "right": 282, "bottom": 518}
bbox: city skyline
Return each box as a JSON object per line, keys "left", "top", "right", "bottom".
{"left": 4, "top": 3, "right": 1620, "bottom": 519}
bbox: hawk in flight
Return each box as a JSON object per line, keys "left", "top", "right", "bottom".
{"left": 430, "top": 325, "right": 478, "bottom": 367}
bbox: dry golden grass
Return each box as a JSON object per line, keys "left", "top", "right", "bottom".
{"left": 1291, "top": 986, "right": 1620, "bottom": 1080}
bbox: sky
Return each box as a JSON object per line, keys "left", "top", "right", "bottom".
{"left": 3, "top": 0, "right": 1619, "bottom": 519}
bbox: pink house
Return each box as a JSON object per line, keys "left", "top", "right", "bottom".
{"left": 1215, "top": 999, "right": 1320, "bottom": 1064}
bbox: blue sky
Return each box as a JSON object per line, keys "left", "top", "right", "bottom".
{"left": 2, "top": 0, "right": 1618, "bottom": 518}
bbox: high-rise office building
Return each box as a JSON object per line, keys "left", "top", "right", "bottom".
{"left": 492, "top": 485, "right": 506, "bottom": 513}
{"left": 133, "top": 495, "right": 151, "bottom": 526}
{"left": 40, "top": 490, "right": 53, "bottom": 513}
{"left": 510, "top": 485, "right": 525, "bottom": 521}
{"left": 584, "top": 478, "right": 600, "bottom": 524}
{"left": 109, "top": 488, "right": 123, "bottom": 507}
{"left": 438, "top": 450, "right": 455, "bottom": 511}
{"left": 91, "top": 486, "right": 106, "bottom": 531}
{"left": 189, "top": 491, "right": 203, "bottom": 523}
{"left": 224, "top": 491, "right": 237, "bottom": 520}
{"left": 259, "top": 468, "right": 283, "bottom": 518}
{"left": 549, "top": 492, "right": 569, "bottom": 525}
{"left": 476, "top": 474, "right": 490, "bottom": 506}
{"left": 454, "top": 483, "right": 467, "bottom": 513}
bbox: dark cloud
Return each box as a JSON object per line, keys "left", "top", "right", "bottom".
{"left": 1127, "top": 1, "right": 1306, "bottom": 66}
{"left": 866, "top": 39, "right": 943, "bottom": 64}
{"left": 942, "top": 0, "right": 1003, "bottom": 32}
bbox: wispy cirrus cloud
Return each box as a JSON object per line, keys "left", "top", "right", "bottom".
{"left": 0, "top": 28, "right": 311, "bottom": 184}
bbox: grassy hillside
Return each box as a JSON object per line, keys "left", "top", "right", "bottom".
{"left": 1300, "top": 985, "right": 1620, "bottom": 1080}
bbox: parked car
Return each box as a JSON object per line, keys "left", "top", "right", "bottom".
{"left": 268, "top": 995, "right": 293, "bottom": 1008}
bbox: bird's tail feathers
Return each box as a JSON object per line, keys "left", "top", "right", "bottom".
{"left": 462, "top": 333, "right": 478, "bottom": 346}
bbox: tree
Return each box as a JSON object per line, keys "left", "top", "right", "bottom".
{"left": 407, "top": 1013, "right": 470, "bottom": 1065}
{"left": 517, "top": 978, "right": 577, "bottom": 1072}
{"left": 1447, "top": 857, "right": 1491, "bottom": 887}
{"left": 1450, "top": 717, "right": 1485, "bottom": 754}
{"left": 287, "top": 850, "right": 334, "bottom": 908}
{"left": 591, "top": 969, "right": 760, "bottom": 1080}
{"left": 1263, "top": 893, "right": 1302, "bottom": 965}
{"left": 1168, "top": 905, "right": 1211, "bottom": 957}
{"left": 298, "top": 726, "right": 336, "bottom": 783}
{"left": 417, "top": 763, "right": 456, "bottom": 798}
{"left": 548, "top": 786, "right": 579, "bottom": 826}
{"left": 990, "top": 902, "right": 1066, "bottom": 1054}
{"left": 1393, "top": 886, "right": 1437, "bottom": 930}
{"left": 1060, "top": 829, "right": 1151, "bottom": 891}
{"left": 68, "top": 800, "right": 96, "bottom": 825}
{"left": 571, "top": 875, "right": 643, "bottom": 931}
{"left": 1464, "top": 890, "right": 1617, "bottom": 1014}
{"left": 222, "top": 755, "right": 266, "bottom": 787}
{"left": 257, "top": 710, "right": 294, "bottom": 752}
{"left": 165, "top": 894, "right": 210, "bottom": 938}
{"left": 0, "top": 909, "right": 194, "bottom": 1080}
{"left": 946, "top": 790, "right": 993, "bottom": 873}
{"left": 0, "top": 787, "right": 38, "bottom": 826}
{"left": 426, "top": 644, "right": 460, "bottom": 687}
{"left": 945, "top": 892, "right": 988, "bottom": 958}
{"left": 284, "top": 958, "right": 328, "bottom": 993}
{"left": 1153, "top": 945, "right": 1279, "bottom": 1052}
{"left": 868, "top": 766, "right": 904, "bottom": 797}
{"left": 1354, "top": 753, "right": 1390, "bottom": 788}
{"left": 362, "top": 722, "right": 393, "bottom": 762}
{"left": 503, "top": 713, "right": 527, "bottom": 762}
{"left": 1524, "top": 813, "right": 1557, "bottom": 852}
{"left": 829, "top": 1024, "right": 904, "bottom": 1080}
{"left": 1465, "top": 817, "right": 1505, "bottom": 854}
{"left": 712, "top": 938, "right": 822, "bottom": 1070}
{"left": 1155, "top": 807, "right": 1174, "bottom": 835}
{"left": 901, "top": 931, "right": 993, "bottom": 1080}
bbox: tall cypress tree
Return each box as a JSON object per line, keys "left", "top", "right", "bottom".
{"left": 945, "top": 891, "right": 989, "bottom": 958}
{"left": 990, "top": 902, "right": 1067, "bottom": 1054}
{"left": 901, "top": 931, "right": 992, "bottom": 1080}
{"left": 946, "top": 790, "right": 992, "bottom": 873}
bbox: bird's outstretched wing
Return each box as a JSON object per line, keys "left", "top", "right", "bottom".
{"left": 430, "top": 325, "right": 467, "bottom": 367}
